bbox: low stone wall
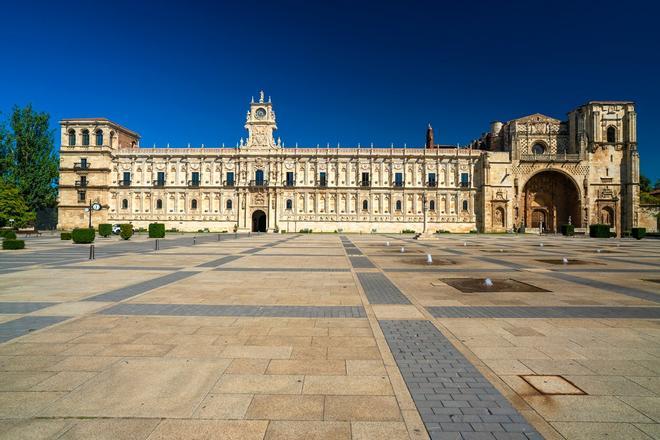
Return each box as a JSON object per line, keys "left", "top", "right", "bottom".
{"left": 639, "top": 204, "right": 659, "bottom": 232}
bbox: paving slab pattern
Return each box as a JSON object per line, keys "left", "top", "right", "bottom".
{"left": 380, "top": 319, "right": 542, "bottom": 440}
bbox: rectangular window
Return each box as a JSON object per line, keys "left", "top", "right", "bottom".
{"left": 319, "top": 172, "right": 327, "bottom": 187}
{"left": 191, "top": 172, "right": 200, "bottom": 185}
{"left": 286, "top": 172, "right": 295, "bottom": 186}
{"left": 156, "top": 171, "right": 165, "bottom": 185}
{"left": 428, "top": 172, "right": 436, "bottom": 186}
{"left": 226, "top": 172, "right": 234, "bottom": 186}
{"left": 77, "top": 190, "right": 86, "bottom": 202}
{"left": 361, "top": 172, "right": 370, "bottom": 186}
{"left": 122, "top": 171, "right": 131, "bottom": 186}
{"left": 80, "top": 158, "right": 87, "bottom": 168}
{"left": 460, "top": 173, "right": 469, "bottom": 188}
{"left": 80, "top": 176, "right": 87, "bottom": 187}
{"left": 394, "top": 173, "right": 403, "bottom": 187}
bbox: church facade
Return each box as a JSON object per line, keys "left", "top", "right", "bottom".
{"left": 57, "top": 93, "right": 640, "bottom": 235}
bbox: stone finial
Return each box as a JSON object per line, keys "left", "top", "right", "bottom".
{"left": 259, "top": 90, "right": 265, "bottom": 103}
{"left": 251, "top": 96, "right": 254, "bottom": 103}
{"left": 268, "top": 95, "right": 271, "bottom": 103}
{"left": 426, "top": 123, "right": 434, "bottom": 148}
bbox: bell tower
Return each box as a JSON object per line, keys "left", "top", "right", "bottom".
{"left": 244, "top": 91, "right": 278, "bottom": 148}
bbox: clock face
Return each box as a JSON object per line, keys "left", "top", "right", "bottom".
{"left": 255, "top": 108, "right": 267, "bottom": 119}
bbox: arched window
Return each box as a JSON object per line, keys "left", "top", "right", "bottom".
{"left": 156, "top": 199, "right": 163, "bottom": 210}
{"left": 68, "top": 129, "right": 76, "bottom": 146}
{"left": 462, "top": 200, "right": 469, "bottom": 211}
{"left": 607, "top": 126, "right": 616, "bottom": 143}
{"left": 395, "top": 200, "right": 402, "bottom": 211}
{"left": 226, "top": 199, "right": 233, "bottom": 210}
{"left": 191, "top": 199, "right": 198, "bottom": 210}
{"left": 429, "top": 200, "right": 435, "bottom": 211}
{"left": 531, "top": 143, "right": 545, "bottom": 155}
{"left": 286, "top": 199, "right": 292, "bottom": 209}
{"left": 81, "top": 129, "right": 90, "bottom": 146}
{"left": 121, "top": 199, "right": 128, "bottom": 209}
{"left": 95, "top": 130, "right": 103, "bottom": 146}
{"left": 362, "top": 200, "right": 368, "bottom": 211}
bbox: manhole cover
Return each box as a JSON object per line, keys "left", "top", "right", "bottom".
{"left": 520, "top": 375, "right": 586, "bottom": 395}
{"left": 439, "top": 278, "right": 549, "bottom": 293}
{"left": 535, "top": 259, "right": 603, "bottom": 265}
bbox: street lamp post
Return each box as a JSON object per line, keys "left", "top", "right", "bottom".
{"left": 422, "top": 193, "right": 428, "bottom": 234}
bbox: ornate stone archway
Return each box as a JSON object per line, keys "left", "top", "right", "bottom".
{"left": 522, "top": 171, "right": 581, "bottom": 232}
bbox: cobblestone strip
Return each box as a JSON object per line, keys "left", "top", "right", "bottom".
{"left": 0, "top": 316, "right": 72, "bottom": 343}
{"left": 0, "top": 302, "right": 59, "bottom": 314}
{"left": 379, "top": 320, "right": 541, "bottom": 440}
{"left": 196, "top": 255, "right": 243, "bottom": 268}
{"left": 427, "top": 306, "right": 660, "bottom": 319}
{"left": 82, "top": 271, "right": 198, "bottom": 302}
{"left": 349, "top": 256, "right": 376, "bottom": 269}
{"left": 356, "top": 272, "right": 411, "bottom": 304}
{"left": 213, "top": 267, "right": 350, "bottom": 272}
{"left": 100, "top": 303, "right": 366, "bottom": 318}
{"left": 546, "top": 271, "right": 660, "bottom": 303}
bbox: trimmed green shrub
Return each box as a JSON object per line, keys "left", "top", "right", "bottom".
{"left": 299, "top": 228, "right": 312, "bottom": 233}
{"left": 1, "top": 230, "right": 17, "bottom": 240}
{"left": 98, "top": 223, "right": 112, "bottom": 237}
{"left": 560, "top": 224, "right": 575, "bottom": 236}
{"left": 60, "top": 232, "right": 72, "bottom": 240}
{"left": 2, "top": 239, "right": 25, "bottom": 250}
{"left": 72, "top": 228, "right": 95, "bottom": 244}
{"left": 120, "top": 224, "right": 133, "bottom": 240}
{"left": 589, "top": 224, "right": 611, "bottom": 238}
{"left": 401, "top": 229, "right": 416, "bottom": 234}
{"left": 631, "top": 227, "right": 646, "bottom": 240}
{"left": 148, "top": 223, "right": 165, "bottom": 238}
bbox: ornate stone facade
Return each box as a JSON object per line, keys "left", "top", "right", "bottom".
{"left": 57, "top": 96, "right": 639, "bottom": 235}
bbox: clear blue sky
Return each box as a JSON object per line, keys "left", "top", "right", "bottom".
{"left": 1, "top": 0, "right": 658, "bottom": 181}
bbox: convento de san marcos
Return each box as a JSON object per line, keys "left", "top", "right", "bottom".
{"left": 57, "top": 91, "right": 641, "bottom": 235}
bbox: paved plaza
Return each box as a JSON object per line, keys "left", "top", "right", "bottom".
{"left": 0, "top": 232, "right": 659, "bottom": 440}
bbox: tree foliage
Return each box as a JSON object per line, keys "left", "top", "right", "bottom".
{"left": 639, "top": 174, "right": 660, "bottom": 205}
{"left": 0, "top": 180, "right": 36, "bottom": 227}
{"left": 0, "top": 105, "right": 58, "bottom": 211}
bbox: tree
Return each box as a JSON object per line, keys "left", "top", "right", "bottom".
{"left": 640, "top": 174, "right": 652, "bottom": 193}
{"left": 0, "top": 180, "right": 36, "bottom": 227}
{"left": 0, "top": 105, "right": 58, "bottom": 211}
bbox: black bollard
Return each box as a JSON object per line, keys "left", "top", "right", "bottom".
{"left": 89, "top": 244, "right": 95, "bottom": 260}
{"left": 193, "top": 236, "right": 196, "bottom": 245}
{"left": 155, "top": 239, "right": 159, "bottom": 251}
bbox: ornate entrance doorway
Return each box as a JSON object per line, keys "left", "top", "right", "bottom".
{"left": 252, "top": 210, "right": 267, "bottom": 232}
{"left": 522, "top": 171, "right": 580, "bottom": 232}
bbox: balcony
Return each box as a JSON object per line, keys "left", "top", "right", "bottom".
{"left": 317, "top": 180, "right": 328, "bottom": 187}
{"left": 520, "top": 153, "right": 581, "bottom": 163}
{"left": 426, "top": 181, "right": 438, "bottom": 188}
{"left": 74, "top": 180, "right": 88, "bottom": 188}
{"left": 393, "top": 182, "right": 404, "bottom": 188}
{"left": 359, "top": 180, "right": 371, "bottom": 188}
{"left": 460, "top": 181, "right": 471, "bottom": 189}
{"left": 118, "top": 180, "right": 131, "bottom": 187}
{"left": 152, "top": 180, "right": 166, "bottom": 188}
{"left": 283, "top": 181, "right": 296, "bottom": 187}
{"left": 187, "top": 180, "right": 201, "bottom": 188}
{"left": 249, "top": 180, "right": 268, "bottom": 187}
{"left": 73, "top": 162, "right": 90, "bottom": 171}
{"left": 223, "top": 180, "right": 235, "bottom": 187}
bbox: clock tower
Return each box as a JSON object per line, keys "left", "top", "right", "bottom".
{"left": 244, "top": 90, "right": 278, "bottom": 148}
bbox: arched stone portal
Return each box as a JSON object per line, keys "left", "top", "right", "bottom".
{"left": 522, "top": 171, "right": 581, "bottom": 232}
{"left": 252, "top": 210, "right": 267, "bottom": 232}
